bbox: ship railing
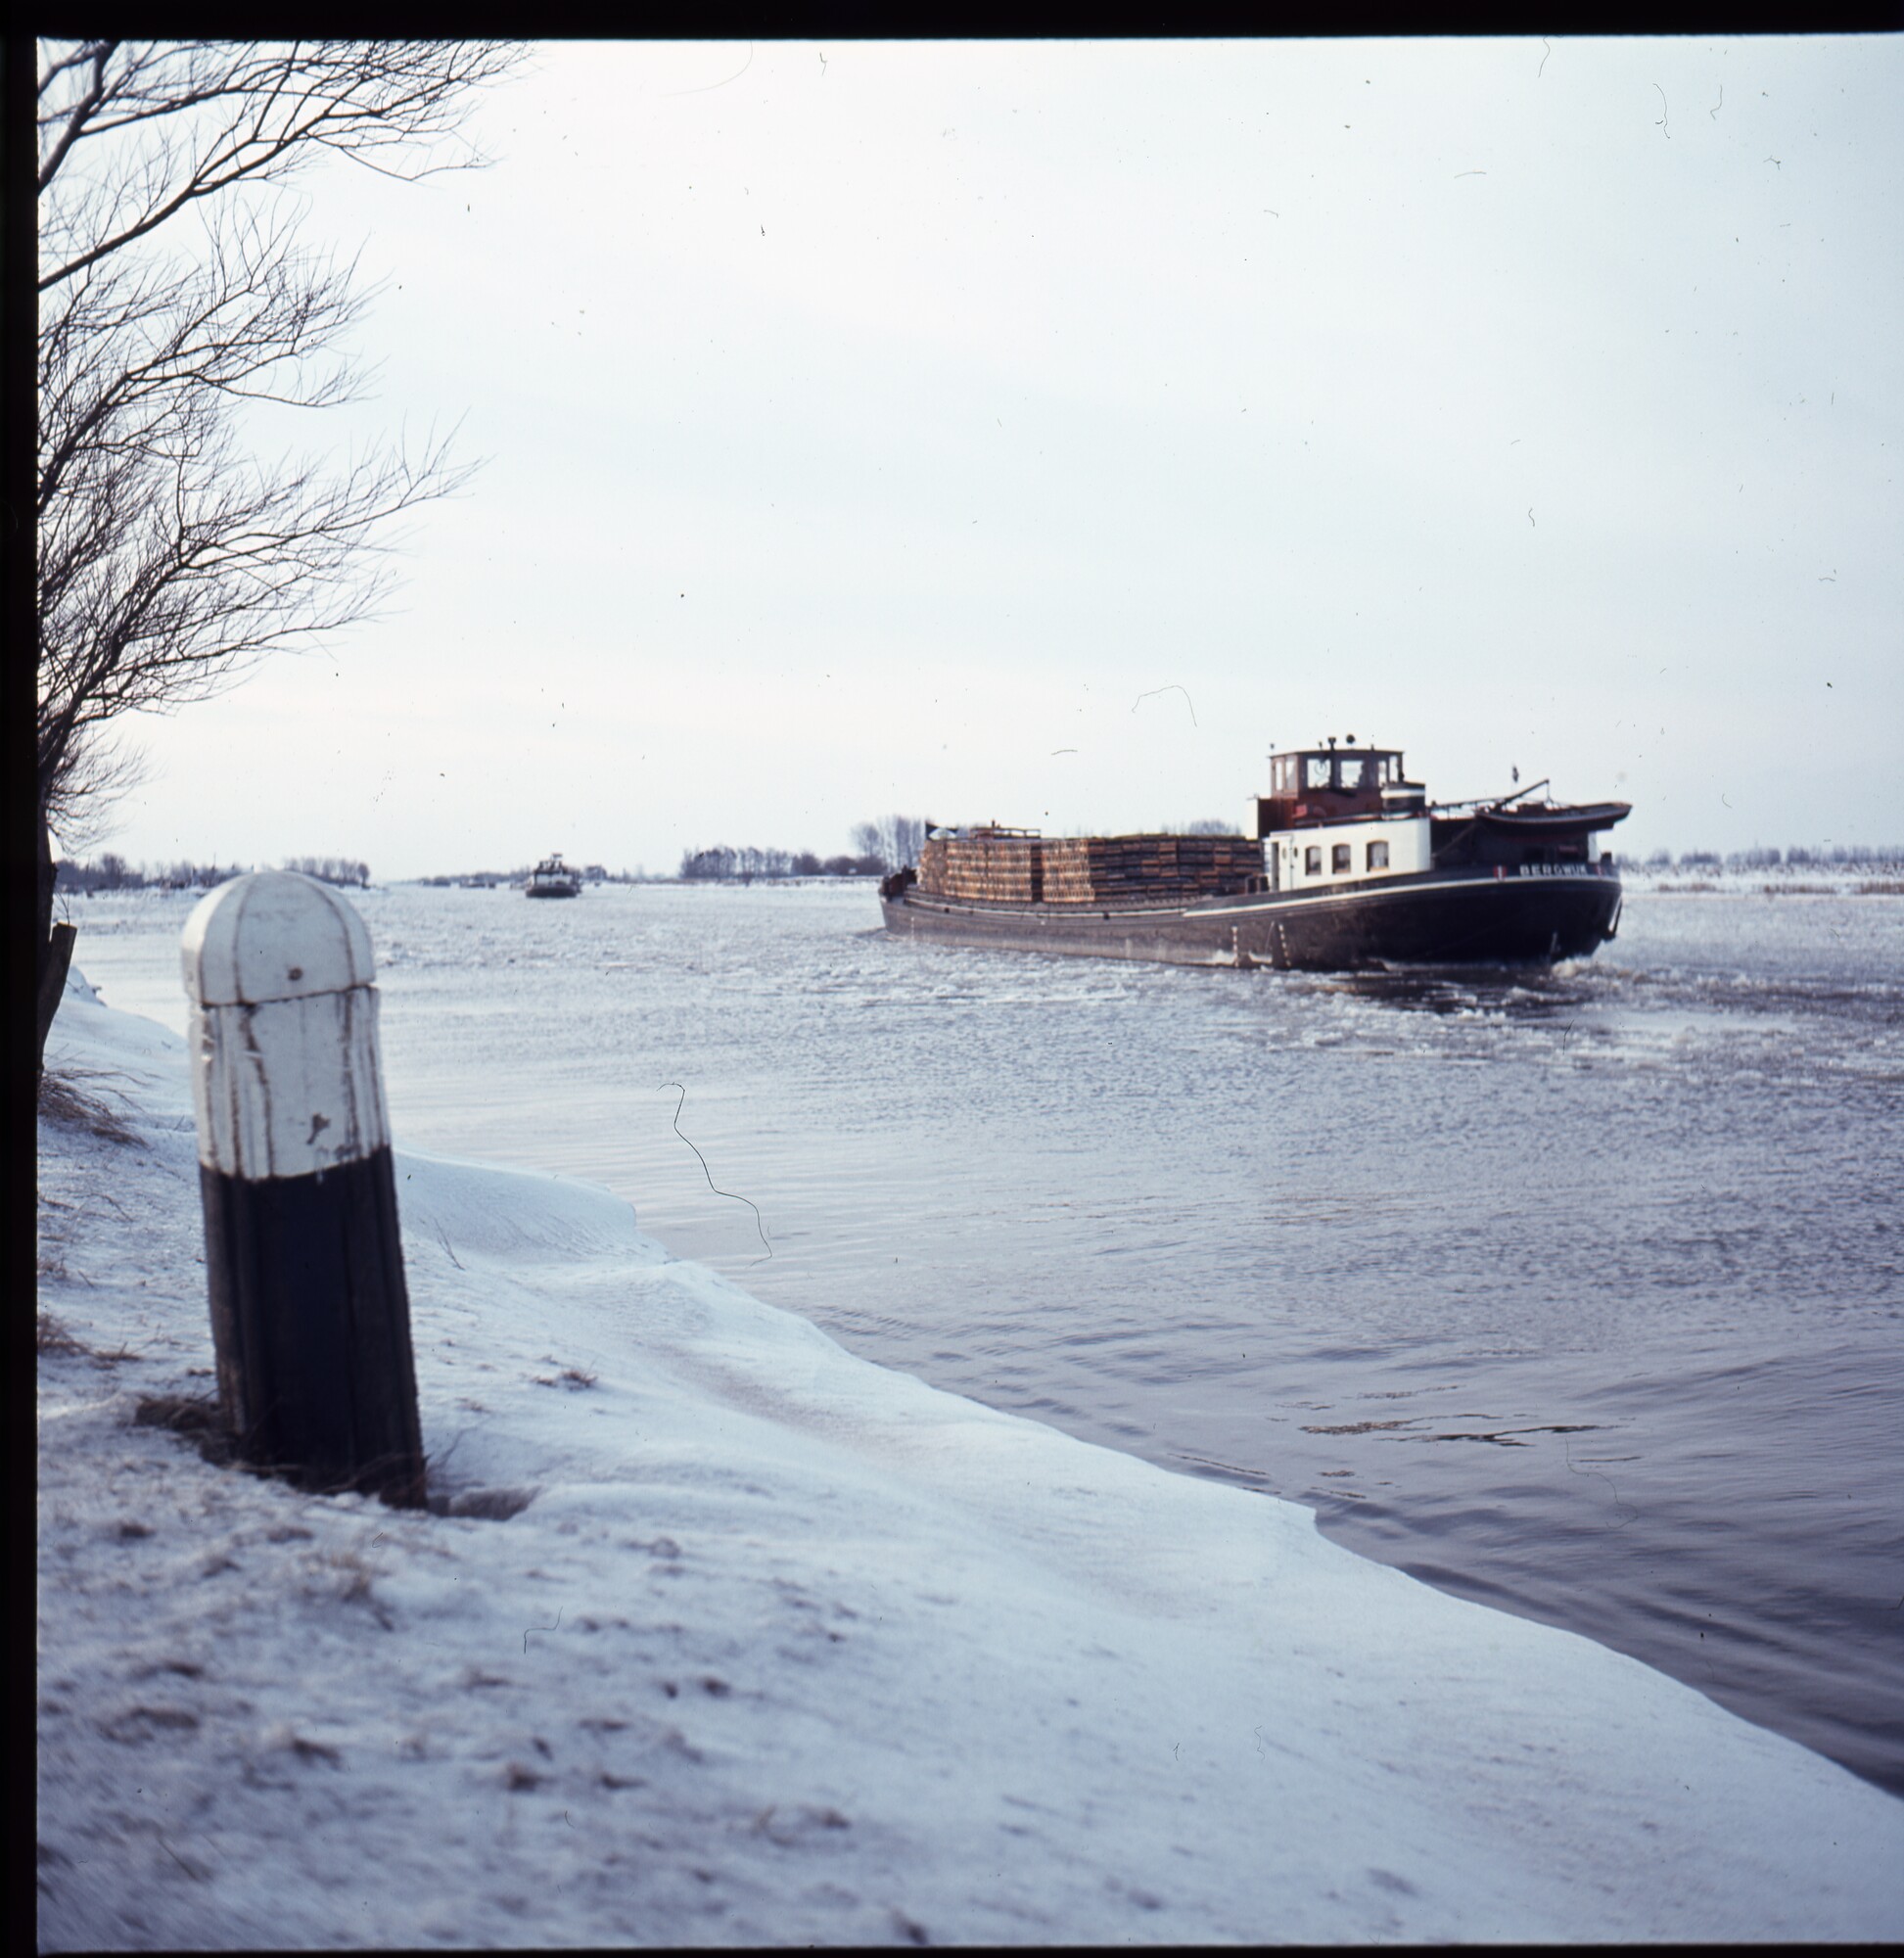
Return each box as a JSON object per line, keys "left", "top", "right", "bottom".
{"left": 1428, "top": 796, "right": 1562, "bottom": 817}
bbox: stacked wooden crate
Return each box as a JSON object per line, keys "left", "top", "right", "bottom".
{"left": 1038, "top": 838, "right": 1096, "bottom": 903}
{"left": 1042, "top": 834, "right": 1259, "bottom": 905}
{"left": 918, "top": 830, "right": 1259, "bottom": 905}
{"left": 918, "top": 837, "right": 950, "bottom": 893}
{"left": 917, "top": 831, "right": 1044, "bottom": 902}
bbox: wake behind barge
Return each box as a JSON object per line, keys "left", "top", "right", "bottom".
{"left": 879, "top": 741, "right": 1629, "bottom": 971}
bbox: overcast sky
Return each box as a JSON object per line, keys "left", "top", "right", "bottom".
{"left": 100, "top": 36, "right": 1902, "bottom": 875}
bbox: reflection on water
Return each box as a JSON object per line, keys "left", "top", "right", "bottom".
{"left": 60, "top": 882, "right": 1904, "bottom": 1798}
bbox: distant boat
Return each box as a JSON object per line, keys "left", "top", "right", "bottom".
{"left": 525, "top": 854, "right": 582, "bottom": 899}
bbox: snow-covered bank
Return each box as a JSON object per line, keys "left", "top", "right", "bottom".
{"left": 1618, "top": 865, "right": 1904, "bottom": 896}
{"left": 37, "top": 980, "right": 1904, "bottom": 1947}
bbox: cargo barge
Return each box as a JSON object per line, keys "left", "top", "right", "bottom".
{"left": 878, "top": 740, "right": 1629, "bottom": 971}
{"left": 525, "top": 854, "right": 582, "bottom": 899}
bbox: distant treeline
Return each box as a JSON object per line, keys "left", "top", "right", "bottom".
{"left": 283, "top": 856, "right": 371, "bottom": 887}
{"left": 56, "top": 854, "right": 370, "bottom": 892}
{"left": 679, "top": 816, "right": 930, "bottom": 882}
{"left": 1623, "top": 846, "right": 1904, "bottom": 871}
{"left": 417, "top": 863, "right": 619, "bottom": 887}
{"left": 679, "top": 847, "right": 884, "bottom": 881}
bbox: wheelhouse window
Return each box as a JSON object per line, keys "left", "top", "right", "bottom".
{"left": 1331, "top": 843, "right": 1351, "bottom": 873}
{"left": 1367, "top": 840, "right": 1389, "bottom": 871}
{"left": 1305, "top": 845, "right": 1323, "bottom": 875}
{"left": 1271, "top": 749, "right": 1407, "bottom": 800}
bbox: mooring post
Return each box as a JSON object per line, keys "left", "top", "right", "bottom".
{"left": 181, "top": 871, "right": 426, "bottom": 1507}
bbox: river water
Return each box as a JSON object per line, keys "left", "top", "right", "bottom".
{"left": 60, "top": 878, "right": 1904, "bottom": 1799}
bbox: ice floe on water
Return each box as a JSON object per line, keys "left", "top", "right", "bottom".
{"left": 36, "top": 974, "right": 1904, "bottom": 1947}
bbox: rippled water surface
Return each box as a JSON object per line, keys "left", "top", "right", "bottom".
{"left": 66, "top": 881, "right": 1904, "bottom": 1797}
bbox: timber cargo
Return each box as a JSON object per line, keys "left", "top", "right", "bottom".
{"left": 879, "top": 740, "right": 1630, "bottom": 971}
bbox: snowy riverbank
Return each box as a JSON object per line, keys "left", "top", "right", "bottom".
{"left": 37, "top": 976, "right": 1904, "bottom": 1946}
{"left": 1615, "top": 864, "right": 1904, "bottom": 896}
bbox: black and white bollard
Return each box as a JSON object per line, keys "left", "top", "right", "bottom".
{"left": 182, "top": 871, "right": 426, "bottom": 1507}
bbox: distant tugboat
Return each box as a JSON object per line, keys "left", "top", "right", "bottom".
{"left": 524, "top": 854, "right": 582, "bottom": 899}
{"left": 880, "top": 738, "right": 1629, "bottom": 970}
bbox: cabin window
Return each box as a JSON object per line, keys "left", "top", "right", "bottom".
{"left": 1305, "top": 845, "right": 1323, "bottom": 875}
{"left": 1367, "top": 840, "right": 1389, "bottom": 871}
{"left": 1304, "top": 757, "right": 1334, "bottom": 792}
{"left": 1331, "top": 843, "right": 1351, "bottom": 873}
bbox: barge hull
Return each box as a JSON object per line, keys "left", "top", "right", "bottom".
{"left": 882, "top": 869, "right": 1621, "bottom": 971}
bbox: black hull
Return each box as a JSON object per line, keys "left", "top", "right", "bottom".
{"left": 881, "top": 867, "right": 1622, "bottom": 971}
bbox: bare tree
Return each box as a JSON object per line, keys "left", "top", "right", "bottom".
{"left": 33, "top": 38, "right": 526, "bottom": 1071}
{"left": 852, "top": 815, "right": 927, "bottom": 873}
{"left": 679, "top": 846, "right": 737, "bottom": 881}
{"left": 885, "top": 814, "right": 927, "bottom": 870}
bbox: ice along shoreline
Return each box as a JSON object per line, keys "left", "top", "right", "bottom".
{"left": 36, "top": 972, "right": 1904, "bottom": 1947}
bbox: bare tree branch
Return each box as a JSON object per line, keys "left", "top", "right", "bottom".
{"left": 37, "top": 37, "right": 527, "bottom": 840}
{"left": 38, "top": 41, "right": 527, "bottom": 290}
{"left": 34, "top": 37, "right": 528, "bottom": 1076}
